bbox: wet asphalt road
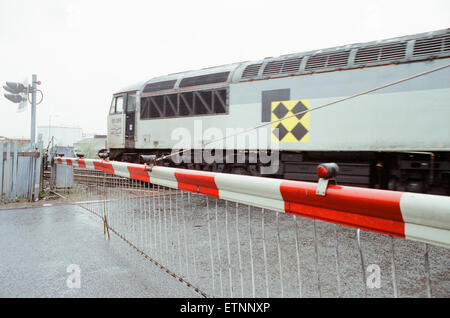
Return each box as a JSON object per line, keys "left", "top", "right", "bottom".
{"left": 0, "top": 204, "right": 200, "bottom": 298}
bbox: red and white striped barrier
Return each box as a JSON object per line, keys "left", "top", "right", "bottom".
{"left": 55, "top": 157, "right": 450, "bottom": 248}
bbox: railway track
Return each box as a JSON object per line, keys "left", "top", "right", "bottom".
{"left": 44, "top": 168, "right": 133, "bottom": 187}
{"left": 44, "top": 168, "right": 158, "bottom": 189}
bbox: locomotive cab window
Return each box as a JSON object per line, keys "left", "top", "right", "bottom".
{"left": 115, "top": 96, "right": 124, "bottom": 113}
{"left": 109, "top": 98, "right": 116, "bottom": 114}
{"left": 110, "top": 95, "right": 124, "bottom": 114}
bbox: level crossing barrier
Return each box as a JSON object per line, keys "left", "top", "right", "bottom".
{"left": 53, "top": 157, "right": 450, "bottom": 298}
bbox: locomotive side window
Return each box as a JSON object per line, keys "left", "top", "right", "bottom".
{"left": 212, "top": 89, "right": 227, "bottom": 114}
{"left": 126, "top": 94, "right": 136, "bottom": 113}
{"left": 165, "top": 94, "right": 177, "bottom": 117}
{"left": 140, "top": 88, "right": 228, "bottom": 120}
{"left": 150, "top": 95, "right": 163, "bottom": 118}
{"left": 179, "top": 92, "right": 194, "bottom": 116}
{"left": 194, "top": 91, "right": 211, "bottom": 115}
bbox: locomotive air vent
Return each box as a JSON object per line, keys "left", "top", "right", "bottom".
{"left": 413, "top": 33, "right": 450, "bottom": 56}
{"left": 354, "top": 42, "right": 407, "bottom": 65}
{"left": 262, "top": 57, "right": 302, "bottom": 77}
{"left": 305, "top": 51, "right": 350, "bottom": 71}
{"left": 241, "top": 63, "right": 262, "bottom": 79}
{"left": 179, "top": 72, "right": 230, "bottom": 88}
{"left": 263, "top": 60, "right": 283, "bottom": 76}
{"left": 281, "top": 57, "right": 302, "bottom": 73}
{"left": 143, "top": 80, "right": 177, "bottom": 93}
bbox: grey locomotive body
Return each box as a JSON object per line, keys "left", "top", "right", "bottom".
{"left": 107, "top": 29, "right": 450, "bottom": 194}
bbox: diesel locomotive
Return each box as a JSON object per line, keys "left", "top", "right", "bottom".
{"left": 106, "top": 28, "right": 450, "bottom": 194}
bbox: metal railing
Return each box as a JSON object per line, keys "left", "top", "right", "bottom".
{"left": 53, "top": 157, "right": 450, "bottom": 298}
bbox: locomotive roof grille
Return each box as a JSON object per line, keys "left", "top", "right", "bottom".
{"left": 281, "top": 57, "right": 302, "bottom": 73}
{"left": 241, "top": 63, "right": 262, "bottom": 79}
{"left": 263, "top": 60, "right": 283, "bottom": 76}
{"left": 143, "top": 80, "right": 177, "bottom": 93}
{"left": 305, "top": 51, "right": 350, "bottom": 71}
{"left": 263, "top": 57, "right": 302, "bottom": 76}
{"left": 354, "top": 42, "right": 407, "bottom": 65}
{"left": 237, "top": 30, "right": 450, "bottom": 82}
{"left": 413, "top": 33, "right": 450, "bottom": 56}
{"left": 179, "top": 72, "right": 230, "bottom": 88}
{"left": 129, "top": 28, "right": 450, "bottom": 92}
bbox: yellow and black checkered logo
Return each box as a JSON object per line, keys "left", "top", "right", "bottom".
{"left": 271, "top": 100, "right": 309, "bottom": 142}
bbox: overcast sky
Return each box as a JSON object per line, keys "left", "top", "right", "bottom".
{"left": 0, "top": 0, "right": 449, "bottom": 139}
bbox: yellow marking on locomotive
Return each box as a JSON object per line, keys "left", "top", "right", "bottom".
{"left": 271, "top": 100, "right": 309, "bottom": 143}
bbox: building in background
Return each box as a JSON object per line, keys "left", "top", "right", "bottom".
{"left": 73, "top": 134, "right": 107, "bottom": 158}
{"left": 37, "top": 126, "right": 83, "bottom": 148}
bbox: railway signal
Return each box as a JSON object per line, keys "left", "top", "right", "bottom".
{"left": 2, "top": 74, "right": 41, "bottom": 147}
{"left": 3, "top": 81, "right": 28, "bottom": 109}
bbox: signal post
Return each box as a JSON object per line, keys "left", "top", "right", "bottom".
{"left": 3, "top": 74, "right": 42, "bottom": 201}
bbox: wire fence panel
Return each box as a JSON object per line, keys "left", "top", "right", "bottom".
{"left": 52, "top": 159, "right": 450, "bottom": 298}
{"left": 1, "top": 141, "right": 43, "bottom": 202}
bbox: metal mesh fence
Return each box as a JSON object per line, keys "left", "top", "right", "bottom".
{"left": 53, "top": 168, "right": 449, "bottom": 298}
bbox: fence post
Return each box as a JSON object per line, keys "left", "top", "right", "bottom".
{"left": 11, "top": 141, "right": 18, "bottom": 201}
{"left": 39, "top": 145, "right": 44, "bottom": 195}
{"left": 0, "top": 142, "right": 3, "bottom": 202}
{"left": 33, "top": 141, "right": 43, "bottom": 201}
{"left": 50, "top": 152, "right": 56, "bottom": 190}
{"left": 27, "top": 143, "right": 33, "bottom": 201}
{"left": 5, "top": 142, "right": 11, "bottom": 201}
